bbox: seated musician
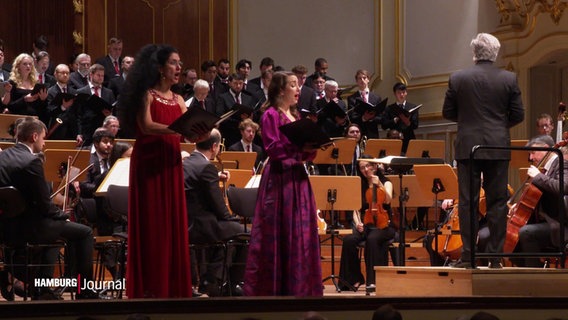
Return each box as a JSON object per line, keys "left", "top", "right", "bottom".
{"left": 424, "top": 198, "right": 490, "bottom": 266}
{"left": 0, "top": 117, "right": 96, "bottom": 300}
{"left": 512, "top": 135, "right": 568, "bottom": 267}
{"left": 338, "top": 155, "right": 396, "bottom": 291}
{"left": 183, "top": 128, "right": 247, "bottom": 296}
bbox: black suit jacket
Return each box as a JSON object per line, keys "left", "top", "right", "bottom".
{"left": 348, "top": 91, "right": 382, "bottom": 139}
{"left": 0, "top": 144, "right": 67, "bottom": 244}
{"left": 46, "top": 84, "right": 79, "bottom": 140}
{"left": 183, "top": 152, "right": 238, "bottom": 243}
{"left": 298, "top": 85, "right": 317, "bottom": 113}
{"left": 95, "top": 55, "right": 122, "bottom": 87}
{"left": 68, "top": 72, "right": 89, "bottom": 91}
{"left": 227, "top": 140, "right": 265, "bottom": 168}
{"left": 382, "top": 101, "right": 419, "bottom": 152}
{"left": 76, "top": 84, "right": 116, "bottom": 145}
{"left": 216, "top": 90, "right": 256, "bottom": 147}
{"left": 443, "top": 60, "right": 524, "bottom": 160}
{"left": 108, "top": 75, "right": 126, "bottom": 99}
{"left": 187, "top": 96, "right": 216, "bottom": 115}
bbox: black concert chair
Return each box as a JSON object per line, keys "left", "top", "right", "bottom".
{"left": 98, "top": 184, "right": 128, "bottom": 299}
{"left": 0, "top": 186, "right": 66, "bottom": 301}
{"left": 226, "top": 186, "right": 258, "bottom": 232}
{"left": 223, "top": 186, "right": 257, "bottom": 295}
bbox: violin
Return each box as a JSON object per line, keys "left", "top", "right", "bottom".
{"left": 363, "top": 183, "right": 390, "bottom": 229}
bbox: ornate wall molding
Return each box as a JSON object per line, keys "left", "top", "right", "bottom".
{"left": 496, "top": 0, "right": 567, "bottom": 28}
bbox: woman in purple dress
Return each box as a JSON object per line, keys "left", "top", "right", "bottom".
{"left": 243, "top": 71, "right": 323, "bottom": 296}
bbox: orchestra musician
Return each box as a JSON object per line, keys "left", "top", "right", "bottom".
{"left": 183, "top": 128, "right": 247, "bottom": 296}
{"left": 338, "top": 155, "right": 396, "bottom": 292}
{"left": 511, "top": 135, "right": 568, "bottom": 267}
{"left": 442, "top": 33, "right": 524, "bottom": 269}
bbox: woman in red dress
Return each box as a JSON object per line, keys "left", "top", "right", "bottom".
{"left": 120, "top": 44, "right": 192, "bottom": 298}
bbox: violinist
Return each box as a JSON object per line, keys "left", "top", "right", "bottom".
{"left": 512, "top": 136, "right": 568, "bottom": 267}
{"left": 183, "top": 128, "right": 246, "bottom": 296}
{"left": 338, "top": 155, "right": 396, "bottom": 292}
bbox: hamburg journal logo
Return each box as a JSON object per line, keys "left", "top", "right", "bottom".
{"left": 34, "top": 275, "right": 125, "bottom": 293}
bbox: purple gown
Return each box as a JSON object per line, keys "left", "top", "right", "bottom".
{"left": 243, "top": 107, "right": 323, "bottom": 296}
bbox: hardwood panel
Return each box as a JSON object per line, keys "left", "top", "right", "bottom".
{"left": 112, "top": 0, "right": 156, "bottom": 57}
{"left": 0, "top": 0, "right": 75, "bottom": 68}
{"left": 163, "top": 0, "right": 201, "bottom": 69}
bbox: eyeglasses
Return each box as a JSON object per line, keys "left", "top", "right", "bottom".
{"left": 359, "top": 163, "right": 375, "bottom": 171}
{"left": 168, "top": 60, "right": 183, "bottom": 67}
{"left": 538, "top": 124, "right": 552, "bottom": 129}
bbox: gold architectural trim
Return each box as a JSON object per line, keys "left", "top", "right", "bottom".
{"left": 502, "top": 31, "right": 568, "bottom": 58}
{"left": 369, "top": 0, "right": 382, "bottom": 91}
{"left": 209, "top": 0, "right": 214, "bottom": 59}
{"left": 73, "top": 0, "right": 83, "bottom": 13}
{"left": 162, "top": 0, "right": 181, "bottom": 42}
{"left": 73, "top": 30, "right": 84, "bottom": 46}
{"left": 393, "top": 1, "right": 450, "bottom": 90}
{"left": 141, "top": 0, "right": 156, "bottom": 43}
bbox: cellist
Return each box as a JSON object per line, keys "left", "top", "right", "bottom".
{"left": 338, "top": 155, "right": 396, "bottom": 292}
{"left": 511, "top": 135, "right": 568, "bottom": 267}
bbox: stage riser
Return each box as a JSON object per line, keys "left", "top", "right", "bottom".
{"left": 374, "top": 266, "right": 568, "bottom": 297}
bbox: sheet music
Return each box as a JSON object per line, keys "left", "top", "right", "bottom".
{"left": 245, "top": 175, "right": 262, "bottom": 188}
{"left": 95, "top": 158, "right": 130, "bottom": 196}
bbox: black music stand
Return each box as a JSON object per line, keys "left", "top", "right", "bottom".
{"left": 313, "top": 138, "right": 357, "bottom": 175}
{"left": 414, "top": 164, "right": 459, "bottom": 262}
{"left": 309, "top": 175, "right": 361, "bottom": 292}
{"left": 371, "top": 156, "right": 443, "bottom": 265}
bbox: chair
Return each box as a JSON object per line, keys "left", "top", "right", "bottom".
{"left": 226, "top": 187, "right": 258, "bottom": 232}
{"left": 0, "top": 186, "right": 66, "bottom": 300}
{"left": 98, "top": 184, "right": 128, "bottom": 299}
{"left": 223, "top": 187, "right": 257, "bottom": 295}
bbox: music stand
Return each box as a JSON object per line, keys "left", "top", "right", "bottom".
{"left": 43, "top": 149, "right": 91, "bottom": 184}
{"left": 313, "top": 138, "right": 357, "bottom": 175}
{"left": 95, "top": 158, "right": 130, "bottom": 196}
{"left": 218, "top": 151, "right": 257, "bottom": 170}
{"left": 211, "top": 160, "right": 237, "bottom": 170}
{"left": 0, "top": 141, "right": 14, "bottom": 150}
{"left": 370, "top": 156, "right": 443, "bottom": 265}
{"left": 226, "top": 169, "right": 253, "bottom": 188}
{"left": 405, "top": 140, "right": 445, "bottom": 159}
{"left": 413, "top": 164, "right": 459, "bottom": 260}
{"left": 364, "top": 139, "right": 403, "bottom": 158}
{"left": 44, "top": 140, "right": 78, "bottom": 150}
{"left": 309, "top": 175, "right": 361, "bottom": 292}
{"left": 0, "top": 114, "right": 36, "bottom": 140}
{"left": 180, "top": 142, "right": 196, "bottom": 154}
{"left": 115, "top": 138, "right": 136, "bottom": 146}
{"left": 510, "top": 140, "right": 530, "bottom": 168}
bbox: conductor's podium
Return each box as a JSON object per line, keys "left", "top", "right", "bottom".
{"left": 374, "top": 266, "right": 568, "bottom": 297}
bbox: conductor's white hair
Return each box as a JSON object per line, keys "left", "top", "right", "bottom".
{"left": 471, "top": 33, "right": 500, "bottom": 62}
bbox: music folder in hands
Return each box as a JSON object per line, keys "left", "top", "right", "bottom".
{"left": 390, "top": 103, "right": 422, "bottom": 118}
{"left": 30, "top": 83, "right": 47, "bottom": 95}
{"left": 51, "top": 92, "right": 90, "bottom": 106}
{"left": 168, "top": 104, "right": 244, "bottom": 140}
{"left": 88, "top": 94, "right": 114, "bottom": 113}
{"left": 354, "top": 97, "right": 388, "bottom": 115}
{"left": 279, "top": 118, "right": 333, "bottom": 149}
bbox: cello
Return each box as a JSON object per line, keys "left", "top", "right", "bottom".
{"left": 504, "top": 139, "right": 567, "bottom": 253}
{"left": 432, "top": 188, "right": 488, "bottom": 260}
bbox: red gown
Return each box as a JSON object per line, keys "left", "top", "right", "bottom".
{"left": 127, "top": 90, "right": 192, "bottom": 298}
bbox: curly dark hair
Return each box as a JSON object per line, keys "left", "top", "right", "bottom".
{"left": 118, "top": 44, "right": 178, "bottom": 135}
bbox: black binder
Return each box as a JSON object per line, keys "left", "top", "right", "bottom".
{"left": 279, "top": 118, "right": 333, "bottom": 149}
